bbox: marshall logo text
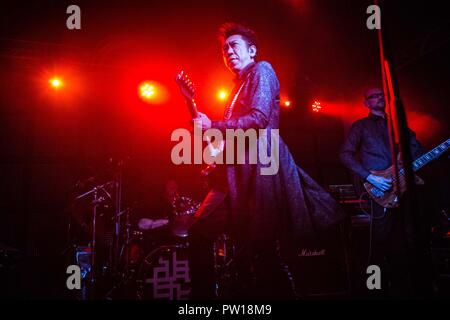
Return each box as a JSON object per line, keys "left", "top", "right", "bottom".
{"left": 298, "top": 248, "right": 326, "bottom": 257}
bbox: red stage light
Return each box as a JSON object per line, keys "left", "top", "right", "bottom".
{"left": 217, "top": 89, "right": 228, "bottom": 101}
{"left": 49, "top": 77, "right": 63, "bottom": 89}
{"left": 137, "top": 80, "right": 168, "bottom": 104}
{"left": 280, "top": 96, "right": 292, "bottom": 109}
{"left": 312, "top": 100, "right": 322, "bottom": 112}
{"left": 139, "top": 82, "right": 156, "bottom": 100}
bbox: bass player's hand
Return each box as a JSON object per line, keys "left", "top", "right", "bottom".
{"left": 367, "top": 174, "right": 392, "bottom": 192}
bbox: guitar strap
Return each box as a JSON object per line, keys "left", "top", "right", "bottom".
{"left": 223, "top": 76, "right": 247, "bottom": 120}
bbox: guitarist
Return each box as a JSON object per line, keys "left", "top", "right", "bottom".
{"left": 340, "top": 87, "right": 425, "bottom": 297}
{"left": 183, "top": 22, "right": 345, "bottom": 299}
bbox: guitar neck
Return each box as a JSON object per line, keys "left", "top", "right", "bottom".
{"left": 184, "top": 96, "right": 223, "bottom": 158}
{"left": 186, "top": 98, "right": 198, "bottom": 119}
{"left": 412, "top": 138, "right": 450, "bottom": 171}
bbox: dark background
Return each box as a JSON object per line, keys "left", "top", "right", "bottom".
{"left": 0, "top": 0, "right": 449, "bottom": 298}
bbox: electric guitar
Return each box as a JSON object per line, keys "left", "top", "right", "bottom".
{"left": 175, "top": 71, "right": 224, "bottom": 176}
{"left": 364, "top": 137, "right": 450, "bottom": 208}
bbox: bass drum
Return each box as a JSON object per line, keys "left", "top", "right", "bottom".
{"left": 136, "top": 244, "right": 191, "bottom": 300}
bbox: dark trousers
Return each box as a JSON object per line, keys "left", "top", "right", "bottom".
{"left": 368, "top": 198, "right": 433, "bottom": 298}
{"left": 368, "top": 201, "right": 413, "bottom": 297}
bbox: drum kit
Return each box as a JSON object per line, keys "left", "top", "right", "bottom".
{"left": 69, "top": 169, "right": 235, "bottom": 300}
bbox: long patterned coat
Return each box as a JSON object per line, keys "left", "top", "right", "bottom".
{"left": 211, "top": 61, "right": 346, "bottom": 246}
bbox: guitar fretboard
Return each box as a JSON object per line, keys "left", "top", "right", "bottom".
{"left": 412, "top": 138, "right": 450, "bottom": 171}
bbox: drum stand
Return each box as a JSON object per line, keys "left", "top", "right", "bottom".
{"left": 213, "top": 233, "right": 237, "bottom": 298}
{"left": 104, "top": 207, "right": 137, "bottom": 299}
{"left": 75, "top": 181, "right": 114, "bottom": 298}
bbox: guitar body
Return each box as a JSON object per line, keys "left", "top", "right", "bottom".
{"left": 363, "top": 166, "right": 424, "bottom": 209}
{"left": 362, "top": 137, "right": 450, "bottom": 208}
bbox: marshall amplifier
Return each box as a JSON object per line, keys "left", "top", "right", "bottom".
{"left": 292, "top": 224, "right": 351, "bottom": 297}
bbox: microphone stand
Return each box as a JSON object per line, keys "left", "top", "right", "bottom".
{"left": 375, "top": 0, "right": 427, "bottom": 296}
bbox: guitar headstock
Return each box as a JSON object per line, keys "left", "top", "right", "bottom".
{"left": 175, "top": 70, "right": 195, "bottom": 102}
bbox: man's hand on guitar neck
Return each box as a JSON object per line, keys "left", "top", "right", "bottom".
{"left": 367, "top": 174, "right": 392, "bottom": 192}
{"left": 193, "top": 111, "right": 212, "bottom": 130}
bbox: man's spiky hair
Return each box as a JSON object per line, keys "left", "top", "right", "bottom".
{"left": 218, "top": 22, "right": 258, "bottom": 48}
